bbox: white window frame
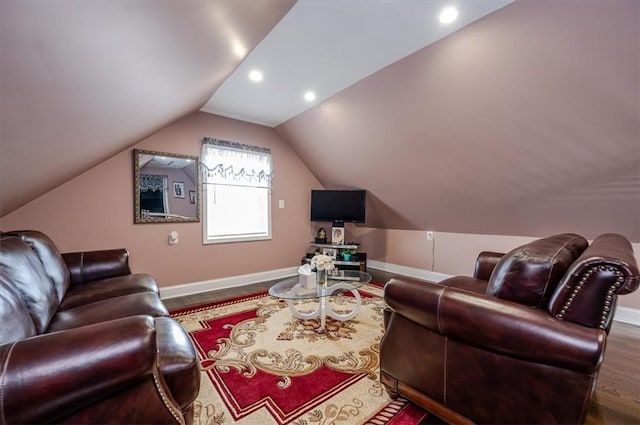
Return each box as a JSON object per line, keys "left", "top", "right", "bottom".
{"left": 201, "top": 139, "right": 273, "bottom": 244}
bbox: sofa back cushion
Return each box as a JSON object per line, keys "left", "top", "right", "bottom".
{"left": 486, "top": 234, "right": 589, "bottom": 308}
{"left": 0, "top": 270, "right": 37, "bottom": 345}
{"left": 10, "top": 230, "right": 70, "bottom": 300}
{"left": 0, "top": 235, "right": 59, "bottom": 334}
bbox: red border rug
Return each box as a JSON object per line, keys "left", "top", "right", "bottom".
{"left": 171, "top": 283, "right": 428, "bottom": 424}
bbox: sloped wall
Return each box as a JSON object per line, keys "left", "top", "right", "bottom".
{"left": 0, "top": 0, "right": 297, "bottom": 217}
{"left": 276, "top": 0, "right": 640, "bottom": 242}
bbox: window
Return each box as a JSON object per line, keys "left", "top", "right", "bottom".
{"left": 201, "top": 138, "right": 273, "bottom": 244}
{"left": 139, "top": 174, "right": 169, "bottom": 217}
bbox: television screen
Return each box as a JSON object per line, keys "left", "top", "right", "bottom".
{"left": 310, "top": 190, "right": 366, "bottom": 223}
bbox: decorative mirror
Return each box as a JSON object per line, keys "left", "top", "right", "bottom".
{"left": 133, "top": 149, "right": 200, "bottom": 224}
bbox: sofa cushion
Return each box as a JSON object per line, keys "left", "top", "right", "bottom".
{"left": 47, "top": 292, "right": 169, "bottom": 332}
{"left": 439, "top": 276, "right": 489, "bottom": 294}
{"left": 59, "top": 273, "right": 159, "bottom": 311}
{"left": 0, "top": 235, "right": 58, "bottom": 333}
{"left": 62, "top": 250, "right": 131, "bottom": 285}
{"left": 486, "top": 234, "right": 589, "bottom": 308}
{"left": 11, "top": 230, "right": 70, "bottom": 302}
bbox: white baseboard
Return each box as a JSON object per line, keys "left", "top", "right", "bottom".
{"left": 613, "top": 306, "right": 640, "bottom": 326}
{"left": 159, "top": 266, "right": 298, "bottom": 300}
{"left": 367, "top": 259, "right": 452, "bottom": 283}
{"left": 160, "top": 260, "right": 640, "bottom": 327}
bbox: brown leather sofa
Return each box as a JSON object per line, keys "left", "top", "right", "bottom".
{"left": 0, "top": 230, "right": 200, "bottom": 424}
{"left": 380, "top": 233, "right": 639, "bottom": 424}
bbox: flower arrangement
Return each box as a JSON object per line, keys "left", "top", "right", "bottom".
{"left": 310, "top": 254, "right": 335, "bottom": 272}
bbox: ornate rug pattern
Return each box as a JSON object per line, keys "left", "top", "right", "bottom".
{"left": 171, "top": 283, "right": 428, "bottom": 425}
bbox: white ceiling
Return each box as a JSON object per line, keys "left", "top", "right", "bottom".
{"left": 200, "top": 0, "right": 513, "bottom": 127}
{"left": 141, "top": 154, "right": 195, "bottom": 169}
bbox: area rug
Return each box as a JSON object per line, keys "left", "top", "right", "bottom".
{"left": 170, "top": 283, "right": 428, "bottom": 425}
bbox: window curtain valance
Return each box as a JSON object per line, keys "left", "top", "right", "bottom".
{"left": 201, "top": 138, "right": 273, "bottom": 188}
{"left": 140, "top": 174, "right": 168, "bottom": 192}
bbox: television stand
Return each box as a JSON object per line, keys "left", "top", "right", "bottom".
{"left": 303, "top": 242, "right": 367, "bottom": 273}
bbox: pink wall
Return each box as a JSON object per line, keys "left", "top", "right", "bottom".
{"left": 2, "top": 110, "right": 638, "bottom": 311}
{"left": 1, "top": 112, "right": 321, "bottom": 287}
{"left": 352, "top": 227, "right": 640, "bottom": 310}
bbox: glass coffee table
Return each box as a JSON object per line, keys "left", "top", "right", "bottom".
{"left": 269, "top": 270, "right": 372, "bottom": 331}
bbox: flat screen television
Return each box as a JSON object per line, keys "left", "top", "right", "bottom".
{"left": 310, "top": 190, "right": 366, "bottom": 223}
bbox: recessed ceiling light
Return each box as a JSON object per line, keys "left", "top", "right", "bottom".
{"left": 248, "top": 70, "right": 263, "bottom": 82}
{"left": 304, "top": 91, "right": 316, "bottom": 102}
{"left": 439, "top": 7, "right": 458, "bottom": 24}
{"left": 232, "top": 42, "right": 247, "bottom": 59}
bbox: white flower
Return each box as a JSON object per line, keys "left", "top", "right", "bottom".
{"left": 310, "top": 254, "right": 335, "bottom": 271}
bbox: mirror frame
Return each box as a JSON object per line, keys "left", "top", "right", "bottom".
{"left": 133, "top": 149, "right": 200, "bottom": 224}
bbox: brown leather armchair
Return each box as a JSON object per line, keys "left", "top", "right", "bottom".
{"left": 380, "top": 233, "right": 639, "bottom": 424}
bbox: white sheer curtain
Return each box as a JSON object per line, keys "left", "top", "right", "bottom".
{"left": 139, "top": 174, "right": 168, "bottom": 192}
{"left": 200, "top": 138, "right": 273, "bottom": 243}
{"left": 201, "top": 138, "right": 272, "bottom": 188}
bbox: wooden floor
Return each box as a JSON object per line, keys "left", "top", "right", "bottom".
{"left": 164, "top": 269, "right": 640, "bottom": 425}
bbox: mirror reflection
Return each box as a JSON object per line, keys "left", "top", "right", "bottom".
{"left": 133, "top": 149, "right": 199, "bottom": 223}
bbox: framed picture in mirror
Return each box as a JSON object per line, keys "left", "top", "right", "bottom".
{"left": 173, "top": 182, "right": 185, "bottom": 198}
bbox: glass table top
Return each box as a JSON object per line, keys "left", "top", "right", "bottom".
{"left": 269, "top": 270, "right": 372, "bottom": 300}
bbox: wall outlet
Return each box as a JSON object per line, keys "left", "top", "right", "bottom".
{"left": 426, "top": 231, "right": 434, "bottom": 241}
{"left": 278, "top": 200, "right": 285, "bottom": 208}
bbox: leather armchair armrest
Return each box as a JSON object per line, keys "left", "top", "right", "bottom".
{"left": 62, "top": 249, "right": 131, "bottom": 284}
{"left": 0, "top": 316, "right": 161, "bottom": 424}
{"left": 384, "top": 277, "right": 605, "bottom": 373}
{"left": 473, "top": 251, "right": 504, "bottom": 281}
